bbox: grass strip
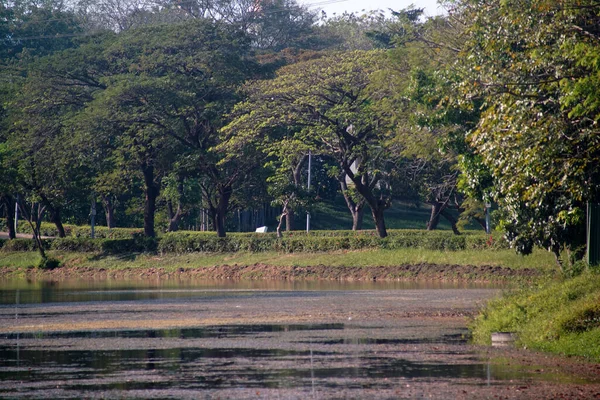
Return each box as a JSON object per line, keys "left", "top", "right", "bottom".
{"left": 470, "top": 271, "right": 600, "bottom": 361}
{"left": 0, "top": 248, "right": 556, "bottom": 272}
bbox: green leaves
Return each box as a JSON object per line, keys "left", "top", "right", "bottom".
{"left": 456, "top": 0, "right": 600, "bottom": 259}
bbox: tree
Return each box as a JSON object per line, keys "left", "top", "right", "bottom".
{"left": 455, "top": 0, "right": 600, "bottom": 265}
{"left": 317, "top": 10, "right": 393, "bottom": 51}
{"left": 76, "top": 19, "right": 259, "bottom": 237}
{"left": 5, "top": 36, "right": 110, "bottom": 237}
{"left": 223, "top": 50, "right": 397, "bottom": 237}
{"left": 377, "top": 7, "right": 476, "bottom": 233}
{"left": 1, "top": 0, "right": 84, "bottom": 60}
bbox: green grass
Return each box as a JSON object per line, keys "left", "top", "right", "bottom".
{"left": 471, "top": 271, "right": 600, "bottom": 361}
{"left": 309, "top": 198, "right": 458, "bottom": 231}
{"left": 0, "top": 247, "right": 557, "bottom": 272}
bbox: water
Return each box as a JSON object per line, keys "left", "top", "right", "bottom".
{"left": 0, "top": 280, "right": 597, "bottom": 398}
{"left": 0, "top": 278, "right": 498, "bottom": 305}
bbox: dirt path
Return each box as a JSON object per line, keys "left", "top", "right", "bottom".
{"left": 0, "top": 286, "right": 598, "bottom": 399}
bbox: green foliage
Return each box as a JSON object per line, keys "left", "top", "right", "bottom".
{"left": 1, "top": 239, "right": 48, "bottom": 252}
{"left": 471, "top": 272, "right": 600, "bottom": 361}
{"left": 456, "top": 0, "right": 600, "bottom": 258}
{"left": 70, "top": 226, "right": 144, "bottom": 239}
{"left": 157, "top": 229, "right": 506, "bottom": 254}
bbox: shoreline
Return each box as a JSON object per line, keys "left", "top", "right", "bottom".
{"left": 0, "top": 262, "right": 544, "bottom": 283}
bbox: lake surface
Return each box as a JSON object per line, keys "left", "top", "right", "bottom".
{"left": 0, "top": 280, "right": 598, "bottom": 399}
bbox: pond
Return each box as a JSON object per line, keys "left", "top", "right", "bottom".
{"left": 0, "top": 280, "right": 598, "bottom": 399}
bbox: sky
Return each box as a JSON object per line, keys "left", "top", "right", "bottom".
{"left": 301, "top": 0, "right": 445, "bottom": 18}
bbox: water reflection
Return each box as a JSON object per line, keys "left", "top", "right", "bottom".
{"left": 0, "top": 323, "right": 594, "bottom": 398}
{"left": 0, "top": 279, "right": 500, "bottom": 305}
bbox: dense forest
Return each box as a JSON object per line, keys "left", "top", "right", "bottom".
{"left": 1, "top": 0, "right": 599, "bottom": 265}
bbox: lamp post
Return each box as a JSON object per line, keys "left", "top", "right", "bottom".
{"left": 306, "top": 150, "right": 312, "bottom": 233}
{"left": 90, "top": 196, "right": 97, "bottom": 239}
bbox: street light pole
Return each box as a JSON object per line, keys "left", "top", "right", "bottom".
{"left": 14, "top": 194, "right": 18, "bottom": 235}
{"left": 306, "top": 150, "right": 312, "bottom": 233}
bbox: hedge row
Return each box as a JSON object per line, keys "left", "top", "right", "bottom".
{"left": 0, "top": 228, "right": 508, "bottom": 255}
{"left": 157, "top": 231, "right": 508, "bottom": 253}
{"left": 0, "top": 219, "right": 145, "bottom": 239}
{"left": 0, "top": 220, "right": 73, "bottom": 237}
{"left": 0, "top": 237, "right": 156, "bottom": 254}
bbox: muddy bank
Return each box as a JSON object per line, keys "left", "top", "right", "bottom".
{"left": 1, "top": 262, "right": 543, "bottom": 282}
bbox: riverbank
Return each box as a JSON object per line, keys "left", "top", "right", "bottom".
{"left": 0, "top": 248, "right": 555, "bottom": 283}
{"left": 0, "top": 250, "right": 548, "bottom": 283}
{"left": 1, "top": 262, "right": 544, "bottom": 283}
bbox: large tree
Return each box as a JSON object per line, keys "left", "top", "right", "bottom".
{"left": 76, "top": 19, "right": 260, "bottom": 237}
{"left": 455, "top": 0, "right": 600, "bottom": 264}
{"left": 223, "top": 50, "right": 398, "bottom": 237}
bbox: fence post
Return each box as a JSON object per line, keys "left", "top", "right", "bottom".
{"left": 587, "top": 202, "right": 600, "bottom": 266}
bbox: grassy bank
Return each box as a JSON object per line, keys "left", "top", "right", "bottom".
{"left": 471, "top": 272, "right": 600, "bottom": 361}
{"left": 0, "top": 247, "right": 556, "bottom": 272}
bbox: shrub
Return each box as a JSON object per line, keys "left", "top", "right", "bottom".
{"left": 50, "top": 238, "right": 104, "bottom": 252}
{"left": 0, "top": 219, "right": 74, "bottom": 237}
{"left": 70, "top": 226, "right": 145, "bottom": 239}
{"left": 0, "top": 225, "right": 510, "bottom": 255}
{"left": 0, "top": 238, "right": 49, "bottom": 252}
{"left": 470, "top": 272, "right": 600, "bottom": 361}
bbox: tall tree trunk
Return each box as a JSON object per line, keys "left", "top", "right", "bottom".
{"left": 276, "top": 200, "right": 289, "bottom": 238}
{"left": 427, "top": 201, "right": 442, "bottom": 231}
{"left": 102, "top": 195, "right": 116, "bottom": 228}
{"left": 341, "top": 164, "right": 389, "bottom": 238}
{"left": 48, "top": 206, "right": 66, "bottom": 238}
{"left": 214, "top": 185, "right": 233, "bottom": 238}
{"left": 285, "top": 208, "right": 294, "bottom": 231}
{"left": 167, "top": 200, "right": 182, "bottom": 232}
{"left": 352, "top": 205, "right": 365, "bottom": 231}
{"left": 339, "top": 175, "right": 365, "bottom": 231}
{"left": 440, "top": 209, "right": 461, "bottom": 235}
{"left": 215, "top": 212, "right": 226, "bottom": 238}
{"left": 17, "top": 200, "right": 47, "bottom": 260}
{"left": 142, "top": 163, "right": 159, "bottom": 238}
{"left": 167, "top": 181, "right": 185, "bottom": 232}
{"left": 1, "top": 195, "right": 16, "bottom": 239}
{"left": 371, "top": 205, "right": 387, "bottom": 238}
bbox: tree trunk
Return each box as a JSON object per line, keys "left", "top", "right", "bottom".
{"left": 339, "top": 176, "right": 365, "bottom": 231}
{"left": 215, "top": 212, "right": 226, "bottom": 238}
{"left": 285, "top": 208, "right": 294, "bottom": 231}
{"left": 352, "top": 205, "right": 365, "bottom": 231}
{"left": 214, "top": 185, "right": 233, "bottom": 238}
{"left": 142, "top": 163, "right": 159, "bottom": 238}
{"left": 48, "top": 207, "right": 66, "bottom": 238}
{"left": 1, "top": 195, "right": 16, "bottom": 239}
{"left": 167, "top": 200, "right": 182, "bottom": 232}
{"left": 427, "top": 202, "right": 442, "bottom": 231}
{"left": 276, "top": 200, "right": 289, "bottom": 238}
{"left": 340, "top": 159, "right": 389, "bottom": 238}
{"left": 17, "top": 200, "right": 46, "bottom": 259}
{"left": 371, "top": 205, "right": 387, "bottom": 238}
{"left": 102, "top": 195, "right": 116, "bottom": 228}
{"left": 440, "top": 209, "right": 461, "bottom": 235}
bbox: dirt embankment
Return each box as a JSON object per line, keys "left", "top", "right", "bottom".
{"left": 0, "top": 263, "right": 543, "bottom": 282}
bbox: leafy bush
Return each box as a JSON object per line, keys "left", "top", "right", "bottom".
{"left": 50, "top": 238, "right": 104, "bottom": 252}
{"left": 70, "top": 226, "right": 145, "bottom": 239}
{"left": 471, "top": 272, "right": 600, "bottom": 361}
{"left": 0, "top": 238, "right": 49, "bottom": 252}
{"left": 0, "top": 224, "right": 509, "bottom": 255}
{"left": 0, "top": 219, "right": 73, "bottom": 237}
{"left": 157, "top": 230, "right": 508, "bottom": 254}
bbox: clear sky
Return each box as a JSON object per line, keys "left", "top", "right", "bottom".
{"left": 301, "top": 0, "right": 445, "bottom": 18}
